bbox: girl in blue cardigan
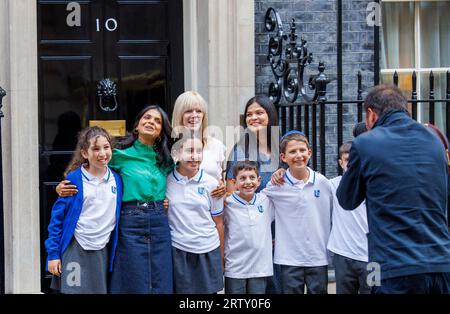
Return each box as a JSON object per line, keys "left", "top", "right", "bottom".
{"left": 45, "top": 126, "right": 122, "bottom": 294}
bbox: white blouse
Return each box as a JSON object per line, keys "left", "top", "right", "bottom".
{"left": 201, "top": 137, "right": 226, "bottom": 181}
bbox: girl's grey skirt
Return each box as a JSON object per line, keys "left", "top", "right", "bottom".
{"left": 172, "top": 246, "right": 223, "bottom": 294}
{"left": 51, "top": 238, "right": 108, "bottom": 294}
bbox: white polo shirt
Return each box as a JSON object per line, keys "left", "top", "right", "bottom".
{"left": 166, "top": 168, "right": 224, "bottom": 254}
{"left": 74, "top": 166, "right": 117, "bottom": 250}
{"left": 263, "top": 167, "right": 333, "bottom": 267}
{"left": 202, "top": 137, "right": 226, "bottom": 181}
{"left": 224, "top": 192, "right": 274, "bottom": 279}
{"left": 327, "top": 176, "right": 369, "bottom": 262}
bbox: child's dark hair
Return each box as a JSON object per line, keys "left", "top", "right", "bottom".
{"left": 280, "top": 132, "right": 310, "bottom": 154}
{"left": 64, "top": 126, "right": 113, "bottom": 177}
{"left": 117, "top": 105, "right": 173, "bottom": 169}
{"left": 232, "top": 160, "right": 259, "bottom": 178}
{"left": 339, "top": 141, "right": 352, "bottom": 159}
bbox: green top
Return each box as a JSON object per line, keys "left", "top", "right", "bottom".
{"left": 109, "top": 139, "right": 173, "bottom": 202}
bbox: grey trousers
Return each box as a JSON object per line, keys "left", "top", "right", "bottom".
{"left": 225, "top": 277, "right": 268, "bottom": 294}
{"left": 279, "top": 265, "right": 328, "bottom": 294}
{"left": 333, "top": 253, "right": 371, "bottom": 294}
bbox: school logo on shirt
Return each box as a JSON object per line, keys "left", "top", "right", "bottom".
{"left": 314, "top": 189, "right": 320, "bottom": 198}
{"left": 257, "top": 205, "right": 264, "bottom": 213}
{"left": 198, "top": 187, "right": 205, "bottom": 195}
{"left": 111, "top": 186, "right": 117, "bottom": 194}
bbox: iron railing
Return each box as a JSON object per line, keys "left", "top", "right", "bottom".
{"left": 265, "top": 7, "right": 450, "bottom": 177}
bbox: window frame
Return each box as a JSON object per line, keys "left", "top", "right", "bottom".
{"left": 380, "top": 0, "right": 450, "bottom": 122}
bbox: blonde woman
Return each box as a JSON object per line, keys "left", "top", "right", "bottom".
{"left": 171, "top": 91, "right": 227, "bottom": 198}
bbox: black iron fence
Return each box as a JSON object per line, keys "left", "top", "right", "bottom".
{"left": 265, "top": 8, "right": 450, "bottom": 177}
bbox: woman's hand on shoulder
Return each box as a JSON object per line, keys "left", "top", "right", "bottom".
{"left": 211, "top": 180, "right": 226, "bottom": 199}
{"left": 270, "top": 168, "right": 286, "bottom": 186}
{"left": 55, "top": 180, "right": 78, "bottom": 197}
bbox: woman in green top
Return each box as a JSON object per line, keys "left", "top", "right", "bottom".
{"left": 56, "top": 105, "right": 175, "bottom": 294}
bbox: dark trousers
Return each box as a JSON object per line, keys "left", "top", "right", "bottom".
{"left": 225, "top": 277, "right": 268, "bottom": 294}
{"left": 333, "top": 253, "right": 371, "bottom": 294}
{"left": 372, "top": 272, "right": 450, "bottom": 294}
{"left": 265, "top": 263, "right": 282, "bottom": 294}
{"left": 265, "top": 222, "right": 282, "bottom": 294}
{"left": 279, "top": 264, "right": 328, "bottom": 294}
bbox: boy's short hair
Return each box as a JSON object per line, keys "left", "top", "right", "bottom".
{"left": 280, "top": 130, "right": 310, "bottom": 153}
{"left": 339, "top": 141, "right": 352, "bottom": 159}
{"left": 232, "top": 160, "right": 259, "bottom": 178}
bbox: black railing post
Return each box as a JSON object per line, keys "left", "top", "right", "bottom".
{"left": 0, "top": 86, "right": 5, "bottom": 294}
{"left": 393, "top": 71, "right": 399, "bottom": 87}
{"left": 312, "top": 103, "right": 317, "bottom": 171}
{"left": 357, "top": 71, "right": 363, "bottom": 123}
{"left": 411, "top": 71, "right": 418, "bottom": 120}
{"left": 289, "top": 106, "right": 294, "bottom": 132}
{"left": 295, "top": 105, "right": 302, "bottom": 132}
{"left": 315, "top": 62, "right": 328, "bottom": 176}
{"left": 429, "top": 71, "right": 435, "bottom": 125}
{"left": 374, "top": 0, "right": 380, "bottom": 85}
{"left": 281, "top": 106, "right": 287, "bottom": 135}
{"left": 304, "top": 104, "right": 310, "bottom": 140}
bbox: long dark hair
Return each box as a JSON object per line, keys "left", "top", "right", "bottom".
{"left": 238, "top": 95, "right": 279, "bottom": 157}
{"left": 118, "top": 105, "right": 173, "bottom": 169}
{"left": 243, "top": 95, "right": 279, "bottom": 130}
{"left": 64, "top": 126, "right": 113, "bottom": 177}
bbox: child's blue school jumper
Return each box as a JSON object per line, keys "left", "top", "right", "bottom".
{"left": 45, "top": 167, "right": 123, "bottom": 272}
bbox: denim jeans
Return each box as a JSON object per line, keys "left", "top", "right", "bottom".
{"left": 109, "top": 201, "right": 173, "bottom": 294}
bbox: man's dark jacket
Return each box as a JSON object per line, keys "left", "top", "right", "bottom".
{"left": 337, "top": 110, "right": 450, "bottom": 280}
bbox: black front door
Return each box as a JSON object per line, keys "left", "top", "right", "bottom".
{"left": 37, "top": 0, "right": 183, "bottom": 292}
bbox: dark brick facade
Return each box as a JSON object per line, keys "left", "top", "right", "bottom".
{"left": 255, "top": 0, "right": 376, "bottom": 177}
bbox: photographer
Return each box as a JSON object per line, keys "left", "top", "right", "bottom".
{"left": 337, "top": 85, "right": 450, "bottom": 294}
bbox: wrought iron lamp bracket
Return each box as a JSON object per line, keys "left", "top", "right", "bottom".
{"left": 265, "top": 8, "right": 329, "bottom": 104}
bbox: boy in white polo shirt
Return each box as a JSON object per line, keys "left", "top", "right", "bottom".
{"left": 327, "top": 141, "right": 370, "bottom": 294}
{"left": 263, "top": 130, "right": 333, "bottom": 294}
{"left": 224, "top": 160, "right": 274, "bottom": 294}
{"left": 166, "top": 135, "right": 225, "bottom": 294}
